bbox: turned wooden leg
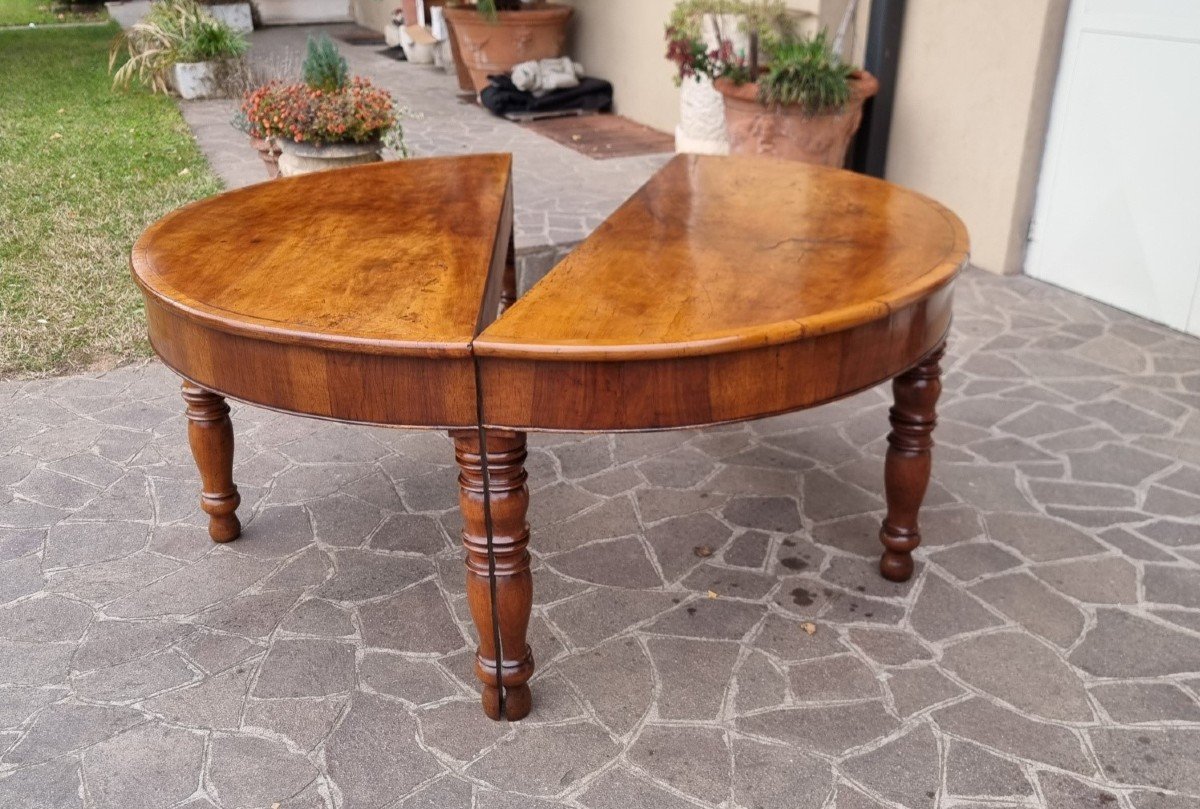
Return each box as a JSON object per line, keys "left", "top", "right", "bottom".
{"left": 499, "top": 236, "right": 517, "bottom": 314}
{"left": 181, "top": 382, "right": 241, "bottom": 543}
{"left": 879, "top": 342, "right": 945, "bottom": 582}
{"left": 451, "top": 429, "right": 534, "bottom": 721}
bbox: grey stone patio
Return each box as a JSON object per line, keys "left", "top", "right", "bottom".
{"left": 3, "top": 267, "right": 1200, "bottom": 808}
{"left": 5, "top": 14, "right": 1200, "bottom": 809}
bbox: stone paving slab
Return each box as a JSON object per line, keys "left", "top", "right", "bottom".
{"left": 3, "top": 268, "right": 1200, "bottom": 808}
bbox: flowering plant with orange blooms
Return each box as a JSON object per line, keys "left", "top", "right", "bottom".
{"left": 242, "top": 76, "right": 397, "bottom": 145}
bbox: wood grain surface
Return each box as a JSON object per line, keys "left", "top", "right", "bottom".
{"left": 474, "top": 154, "right": 968, "bottom": 360}
{"left": 133, "top": 154, "right": 513, "bottom": 355}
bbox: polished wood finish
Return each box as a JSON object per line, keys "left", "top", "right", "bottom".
{"left": 477, "top": 156, "right": 966, "bottom": 360}
{"left": 132, "top": 155, "right": 515, "bottom": 428}
{"left": 451, "top": 429, "right": 535, "bottom": 720}
{"left": 474, "top": 155, "right": 968, "bottom": 430}
{"left": 181, "top": 382, "right": 241, "bottom": 542}
{"left": 132, "top": 153, "right": 969, "bottom": 721}
{"left": 880, "top": 342, "right": 945, "bottom": 581}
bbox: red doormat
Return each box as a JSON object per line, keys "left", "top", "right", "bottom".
{"left": 519, "top": 113, "right": 675, "bottom": 160}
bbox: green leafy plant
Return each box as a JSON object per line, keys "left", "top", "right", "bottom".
{"left": 109, "top": 0, "right": 247, "bottom": 93}
{"left": 665, "top": 0, "right": 858, "bottom": 113}
{"left": 301, "top": 33, "right": 348, "bottom": 92}
{"left": 758, "top": 30, "right": 852, "bottom": 113}
{"left": 176, "top": 18, "right": 247, "bottom": 62}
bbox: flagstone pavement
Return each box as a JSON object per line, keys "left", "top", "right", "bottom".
{"left": 6, "top": 14, "right": 1200, "bottom": 809}
{"left": 3, "top": 266, "right": 1200, "bottom": 808}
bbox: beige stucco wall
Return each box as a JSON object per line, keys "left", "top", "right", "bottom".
{"left": 349, "top": 0, "right": 391, "bottom": 33}
{"left": 886, "top": 0, "right": 1069, "bottom": 275}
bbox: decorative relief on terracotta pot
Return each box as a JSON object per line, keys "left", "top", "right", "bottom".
{"left": 461, "top": 32, "right": 489, "bottom": 58}
{"left": 512, "top": 28, "right": 535, "bottom": 56}
{"left": 716, "top": 72, "right": 878, "bottom": 167}
{"left": 444, "top": 5, "right": 573, "bottom": 93}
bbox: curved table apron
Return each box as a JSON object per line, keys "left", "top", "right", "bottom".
{"left": 131, "top": 153, "right": 969, "bottom": 721}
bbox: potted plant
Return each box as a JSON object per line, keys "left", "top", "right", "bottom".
{"left": 667, "top": 0, "right": 876, "bottom": 166}
{"left": 110, "top": 0, "right": 248, "bottom": 99}
{"left": 443, "top": 0, "right": 573, "bottom": 94}
{"left": 666, "top": 0, "right": 757, "bottom": 155}
{"left": 242, "top": 36, "right": 408, "bottom": 177}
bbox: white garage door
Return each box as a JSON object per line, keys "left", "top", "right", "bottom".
{"left": 1026, "top": 0, "right": 1200, "bottom": 337}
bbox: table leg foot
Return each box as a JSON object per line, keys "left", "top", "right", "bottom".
{"left": 879, "top": 342, "right": 944, "bottom": 582}
{"left": 182, "top": 382, "right": 241, "bottom": 543}
{"left": 452, "top": 429, "right": 534, "bottom": 722}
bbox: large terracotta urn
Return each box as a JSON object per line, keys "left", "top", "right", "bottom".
{"left": 715, "top": 71, "right": 879, "bottom": 167}
{"left": 443, "top": 3, "right": 572, "bottom": 94}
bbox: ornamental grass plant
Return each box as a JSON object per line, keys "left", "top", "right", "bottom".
{"left": 109, "top": 0, "right": 247, "bottom": 93}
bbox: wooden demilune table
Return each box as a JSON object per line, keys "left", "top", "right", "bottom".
{"left": 131, "top": 154, "right": 969, "bottom": 721}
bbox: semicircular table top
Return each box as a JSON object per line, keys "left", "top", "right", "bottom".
{"left": 132, "top": 152, "right": 968, "bottom": 431}
{"left": 475, "top": 154, "right": 967, "bottom": 360}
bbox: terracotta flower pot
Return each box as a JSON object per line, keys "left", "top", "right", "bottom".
{"left": 715, "top": 71, "right": 879, "bottom": 167}
{"left": 249, "top": 135, "right": 282, "bottom": 179}
{"left": 276, "top": 140, "right": 384, "bottom": 177}
{"left": 444, "top": 15, "right": 477, "bottom": 93}
{"left": 444, "top": 3, "right": 573, "bottom": 94}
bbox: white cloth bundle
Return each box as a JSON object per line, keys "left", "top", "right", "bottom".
{"left": 510, "top": 58, "right": 585, "bottom": 96}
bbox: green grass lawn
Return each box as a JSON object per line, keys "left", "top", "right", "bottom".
{"left": 0, "top": 0, "right": 106, "bottom": 26}
{"left": 0, "top": 23, "right": 222, "bottom": 378}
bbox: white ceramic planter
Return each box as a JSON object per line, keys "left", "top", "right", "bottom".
{"left": 205, "top": 3, "right": 253, "bottom": 34}
{"left": 171, "top": 61, "right": 219, "bottom": 100}
{"left": 674, "top": 13, "right": 749, "bottom": 156}
{"left": 276, "top": 140, "right": 384, "bottom": 177}
{"left": 676, "top": 76, "right": 730, "bottom": 156}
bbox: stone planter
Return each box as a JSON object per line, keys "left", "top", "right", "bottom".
{"left": 715, "top": 71, "right": 879, "bottom": 167}
{"left": 276, "top": 140, "right": 384, "bottom": 177}
{"left": 444, "top": 3, "right": 572, "bottom": 94}
{"left": 171, "top": 61, "right": 220, "bottom": 100}
{"left": 249, "top": 136, "right": 282, "bottom": 179}
{"left": 205, "top": 2, "right": 253, "bottom": 33}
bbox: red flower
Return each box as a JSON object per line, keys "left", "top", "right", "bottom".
{"left": 241, "top": 77, "right": 397, "bottom": 144}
